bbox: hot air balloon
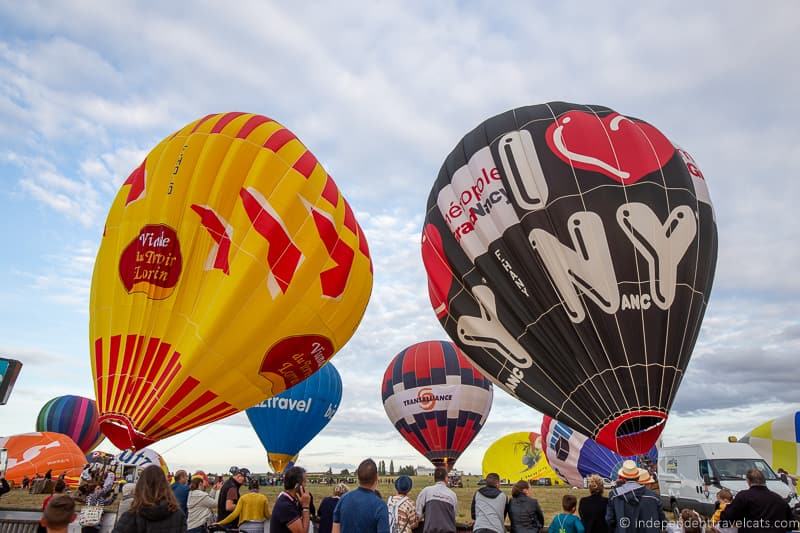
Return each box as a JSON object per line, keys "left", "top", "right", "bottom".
{"left": 481, "top": 431, "right": 563, "bottom": 485}
{"left": 381, "top": 340, "right": 493, "bottom": 471}
{"left": 740, "top": 412, "right": 800, "bottom": 479}
{"left": 90, "top": 112, "right": 373, "bottom": 450}
{"left": 0, "top": 357, "right": 22, "bottom": 405}
{"left": 113, "top": 448, "right": 170, "bottom": 478}
{"left": 422, "top": 102, "right": 717, "bottom": 455}
{"left": 36, "top": 395, "right": 104, "bottom": 453}
{"left": 246, "top": 362, "right": 342, "bottom": 473}
{"left": 541, "top": 415, "right": 658, "bottom": 487}
{"left": 0, "top": 432, "right": 86, "bottom": 486}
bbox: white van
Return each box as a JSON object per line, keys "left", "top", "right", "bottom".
{"left": 658, "top": 443, "right": 796, "bottom": 517}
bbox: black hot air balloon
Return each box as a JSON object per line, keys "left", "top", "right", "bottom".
{"left": 422, "top": 102, "right": 717, "bottom": 455}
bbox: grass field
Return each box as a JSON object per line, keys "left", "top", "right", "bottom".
{"left": 0, "top": 475, "right": 589, "bottom": 526}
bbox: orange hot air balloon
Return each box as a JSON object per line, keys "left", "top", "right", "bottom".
{"left": 91, "top": 112, "right": 373, "bottom": 450}
{"left": 0, "top": 432, "right": 87, "bottom": 486}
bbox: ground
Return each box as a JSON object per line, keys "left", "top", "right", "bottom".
{"left": 0, "top": 475, "right": 589, "bottom": 525}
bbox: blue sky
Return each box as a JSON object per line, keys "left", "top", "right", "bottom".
{"left": 0, "top": 1, "right": 798, "bottom": 475}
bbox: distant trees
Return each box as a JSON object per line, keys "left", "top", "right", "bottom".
{"left": 397, "top": 465, "right": 416, "bottom": 476}
{"left": 389, "top": 460, "right": 395, "bottom": 476}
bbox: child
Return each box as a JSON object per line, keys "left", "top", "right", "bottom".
{"left": 548, "top": 494, "right": 585, "bottom": 533}
{"left": 710, "top": 489, "right": 735, "bottom": 533}
{"left": 43, "top": 495, "right": 76, "bottom": 533}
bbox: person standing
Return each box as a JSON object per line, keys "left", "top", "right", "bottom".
{"left": 508, "top": 480, "right": 544, "bottom": 533}
{"left": 776, "top": 468, "right": 798, "bottom": 488}
{"left": 720, "top": 468, "right": 797, "bottom": 533}
{"left": 43, "top": 494, "right": 76, "bottom": 533}
{"left": 319, "top": 483, "right": 348, "bottom": 533}
{"left": 578, "top": 475, "right": 608, "bottom": 533}
{"left": 471, "top": 473, "right": 507, "bottom": 533}
{"left": 217, "top": 467, "right": 249, "bottom": 528}
{"left": 548, "top": 495, "right": 584, "bottom": 533}
{"left": 605, "top": 461, "right": 664, "bottom": 533}
{"left": 216, "top": 478, "right": 271, "bottom": 532}
{"left": 172, "top": 470, "right": 190, "bottom": 521}
{"left": 332, "top": 458, "right": 389, "bottom": 533}
{"left": 83, "top": 483, "right": 116, "bottom": 533}
{"left": 187, "top": 476, "right": 219, "bottom": 533}
{"left": 415, "top": 467, "right": 457, "bottom": 533}
{"left": 271, "top": 466, "right": 312, "bottom": 533}
{"left": 0, "top": 474, "right": 10, "bottom": 500}
{"left": 38, "top": 480, "right": 68, "bottom": 533}
{"left": 387, "top": 475, "right": 419, "bottom": 533}
{"left": 112, "top": 465, "right": 187, "bottom": 532}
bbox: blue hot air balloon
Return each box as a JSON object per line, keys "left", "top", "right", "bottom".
{"left": 541, "top": 415, "right": 658, "bottom": 486}
{"left": 246, "top": 363, "right": 342, "bottom": 472}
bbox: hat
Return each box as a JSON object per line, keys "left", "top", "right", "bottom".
{"left": 637, "top": 468, "right": 654, "bottom": 484}
{"left": 395, "top": 475, "right": 413, "bottom": 494}
{"left": 618, "top": 460, "right": 640, "bottom": 480}
{"left": 230, "top": 467, "right": 251, "bottom": 480}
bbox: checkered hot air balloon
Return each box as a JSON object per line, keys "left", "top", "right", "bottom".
{"left": 741, "top": 411, "right": 800, "bottom": 480}
{"left": 381, "top": 340, "right": 493, "bottom": 471}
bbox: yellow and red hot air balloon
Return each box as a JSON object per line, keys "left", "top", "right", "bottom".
{"left": 91, "top": 112, "right": 373, "bottom": 450}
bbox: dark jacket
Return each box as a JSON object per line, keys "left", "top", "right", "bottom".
{"left": 719, "top": 484, "right": 796, "bottom": 533}
{"left": 217, "top": 478, "right": 242, "bottom": 525}
{"left": 579, "top": 493, "right": 609, "bottom": 533}
{"left": 507, "top": 493, "right": 544, "bottom": 533}
{"left": 318, "top": 496, "right": 340, "bottom": 533}
{"left": 112, "top": 502, "right": 187, "bottom": 533}
{"left": 0, "top": 478, "right": 10, "bottom": 497}
{"left": 605, "top": 481, "right": 664, "bottom": 533}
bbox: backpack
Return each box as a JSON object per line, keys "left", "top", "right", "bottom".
{"left": 388, "top": 495, "right": 409, "bottom": 533}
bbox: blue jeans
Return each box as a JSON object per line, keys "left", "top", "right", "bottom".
{"left": 239, "top": 521, "right": 266, "bottom": 532}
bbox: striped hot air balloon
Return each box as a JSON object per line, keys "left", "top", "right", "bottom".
{"left": 36, "top": 395, "right": 104, "bottom": 453}
{"left": 381, "top": 340, "right": 493, "bottom": 471}
{"left": 541, "top": 415, "right": 658, "bottom": 487}
{"left": 90, "top": 112, "right": 373, "bottom": 450}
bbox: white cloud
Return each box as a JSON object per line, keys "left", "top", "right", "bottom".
{"left": 0, "top": 0, "right": 797, "bottom": 475}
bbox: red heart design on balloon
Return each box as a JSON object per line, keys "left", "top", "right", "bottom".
{"left": 545, "top": 111, "right": 675, "bottom": 184}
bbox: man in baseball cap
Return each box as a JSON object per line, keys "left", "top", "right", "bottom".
{"left": 217, "top": 467, "right": 251, "bottom": 528}
{"left": 606, "top": 460, "right": 665, "bottom": 533}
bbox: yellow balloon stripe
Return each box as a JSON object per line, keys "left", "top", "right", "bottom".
{"left": 91, "top": 112, "right": 372, "bottom": 450}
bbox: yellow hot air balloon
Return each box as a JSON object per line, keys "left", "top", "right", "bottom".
{"left": 482, "top": 431, "right": 564, "bottom": 485}
{"left": 90, "top": 112, "right": 373, "bottom": 450}
{"left": 740, "top": 412, "right": 800, "bottom": 480}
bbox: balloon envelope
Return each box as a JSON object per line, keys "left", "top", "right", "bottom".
{"left": 482, "top": 431, "right": 563, "bottom": 485}
{"left": 113, "top": 448, "right": 169, "bottom": 477}
{"left": 422, "top": 102, "right": 717, "bottom": 455}
{"left": 0, "top": 357, "right": 22, "bottom": 405}
{"left": 541, "top": 415, "right": 658, "bottom": 486}
{"left": 90, "top": 112, "right": 373, "bottom": 450}
{"left": 0, "top": 432, "right": 86, "bottom": 485}
{"left": 382, "top": 340, "right": 493, "bottom": 471}
{"left": 740, "top": 411, "right": 800, "bottom": 477}
{"left": 246, "top": 362, "right": 342, "bottom": 473}
{"left": 36, "top": 395, "right": 104, "bottom": 453}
